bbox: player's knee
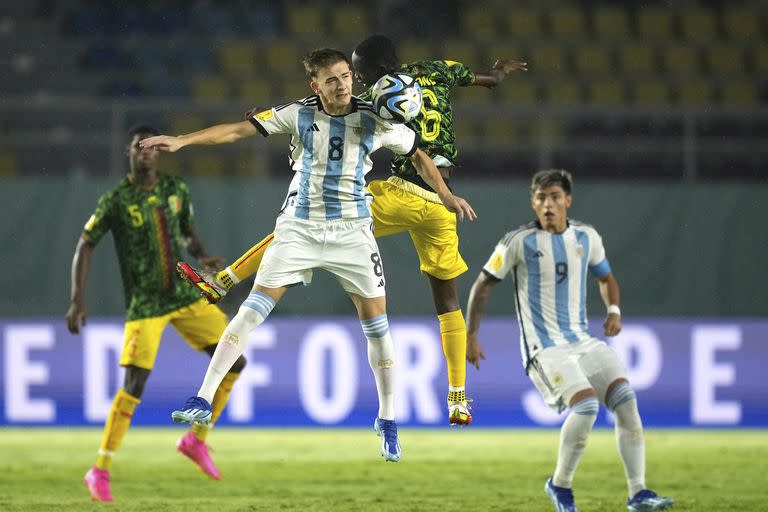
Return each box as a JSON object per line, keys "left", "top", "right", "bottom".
{"left": 238, "top": 290, "right": 276, "bottom": 327}
{"left": 234, "top": 303, "right": 269, "bottom": 331}
{"left": 571, "top": 396, "right": 600, "bottom": 417}
{"left": 605, "top": 381, "right": 637, "bottom": 412}
{"left": 361, "top": 314, "right": 389, "bottom": 340}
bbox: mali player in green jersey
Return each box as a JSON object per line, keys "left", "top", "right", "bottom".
{"left": 66, "top": 126, "right": 247, "bottom": 502}
{"left": 176, "top": 35, "right": 523, "bottom": 425}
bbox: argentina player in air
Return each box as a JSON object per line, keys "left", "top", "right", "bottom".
{"left": 140, "top": 48, "right": 475, "bottom": 463}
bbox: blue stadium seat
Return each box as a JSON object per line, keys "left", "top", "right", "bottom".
{"left": 62, "top": 5, "right": 108, "bottom": 35}
{"left": 80, "top": 42, "right": 129, "bottom": 71}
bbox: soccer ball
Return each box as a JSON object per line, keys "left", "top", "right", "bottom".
{"left": 371, "top": 73, "right": 423, "bottom": 123}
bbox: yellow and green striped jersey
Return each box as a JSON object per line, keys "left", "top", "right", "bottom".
{"left": 360, "top": 59, "right": 475, "bottom": 191}
{"left": 82, "top": 175, "right": 201, "bottom": 320}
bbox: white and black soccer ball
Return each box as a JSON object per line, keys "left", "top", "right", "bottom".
{"left": 371, "top": 73, "right": 423, "bottom": 123}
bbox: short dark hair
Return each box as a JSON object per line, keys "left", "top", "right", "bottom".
{"left": 353, "top": 35, "right": 399, "bottom": 71}
{"left": 531, "top": 169, "right": 573, "bottom": 195}
{"left": 302, "top": 48, "right": 350, "bottom": 78}
{"left": 128, "top": 125, "right": 159, "bottom": 140}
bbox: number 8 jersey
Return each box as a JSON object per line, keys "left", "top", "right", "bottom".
{"left": 482, "top": 220, "right": 613, "bottom": 368}
{"left": 249, "top": 95, "right": 417, "bottom": 221}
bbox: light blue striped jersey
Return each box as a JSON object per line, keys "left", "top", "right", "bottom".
{"left": 482, "top": 220, "right": 612, "bottom": 367}
{"left": 250, "top": 95, "right": 418, "bottom": 221}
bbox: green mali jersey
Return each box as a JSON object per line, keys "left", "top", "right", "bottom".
{"left": 82, "top": 174, "right": 202, "bottom": 321}
{"left": 361, "top": 59, "right": 475, "bottom": 191}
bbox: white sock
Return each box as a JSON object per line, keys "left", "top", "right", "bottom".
{"left": 553, "top": 396, "right": 599, "bottom": 488}
{"left": 361, "top": 315, "right": 395, "bottom": 421}
{"left": 614, "top": 399, "right": 646, "bottom": 497}
{"left": 197, "top": 292, "right": 274, "bottom": 402}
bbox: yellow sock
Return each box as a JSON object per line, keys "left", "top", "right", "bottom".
{"left": 95, "top": 388, "right": 141, "bottom": 469}
{"left": 192, "top": 372, "right": 241, "bottom": 442}
{"left": 439, "top": 309, "right": 467, "bottom": 391}
{"left": 217, "top": 233, "right": 275, "bottom": 287}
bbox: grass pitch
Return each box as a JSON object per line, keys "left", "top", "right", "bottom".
{"left": 0, "top": 428, "right": 762, "bottom": 511}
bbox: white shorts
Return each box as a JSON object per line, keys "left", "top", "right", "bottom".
{"left": 254, "top": 215, "right": 386, "bottom": 298}
{"left": 528, "top": 338, "right": 627, "bottom": 412}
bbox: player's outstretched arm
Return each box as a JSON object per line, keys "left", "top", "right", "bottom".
{"left": 472, "top": 58, "right": 528, "bottom": 88}
{"left": 598, "top": 272, "right": 622, "bottom": 337}
{"left": 409, "top": 149, "right": 477, "bottom": 221}
{"left": 66, "top": 237, "right": 95, "bottom": 334}
{"left": 466, "top": 271, "right": 498, "bottom": 369}
{"left": 139, "top": 121, "right": 257, "bottom": 152}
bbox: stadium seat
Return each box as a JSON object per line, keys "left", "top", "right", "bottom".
{"left": 265, "top": 41, "right": 301, "bottom": 75}
{"left": 677, "top": 80, "right": 715, "bottom": 106}
{"left": 0, "top": 150, "right": 18, "bottom": 176}
{"left": 636, "top": 7, "right": 673, "bottom": 40}
{"left": 549, "top": 7, "right": 586, "bottom": 39}
{"left": 484, "top": 119, "right": 519, "bottom": 141}
{"left": 592, "top": 6, "right": 629, "bottom": 40}
{"left": 131, "top": 44, "right": 168, "bottom": 74}
{"left": 721, "top": 82, "right": 758, "bottom": 105}
{"left": 620, "top": 43, "right": 657, "bottom": 75}
{"left": 505, "top": 8, "right": 542, "bottom": 39}
{"left": 168, "top": 114, "right": 207, "bottom": 135}
{"left": 723, "top": 8, "right": 760, "bottom": 41}
{"left": 441, "top": 40, "right": 477, "bottom": 67}
{"left": 498, "top": 79, "right": 538, "bottom": 104}
{"left": 286, "top": 7, "right": 324, "bottom": 37}
{"left": 282, "top": 81, "right": 313, "bottom": 101}
{"left": 189, "top": 5, "right": 236, "bottom": 36}
{"left": 663, "top": 44, "right": 701, "bottom": 75}
{"left": 531, "top": 43, "right": 566, "bottom": 74}
{"left": 190, "top": 153, "right": 225, "bottom": 177}
{"left": 574, "top": 44, "right": 613, "bottom": 74}
{"left": 680, "top": 9, "right": 717, "bottom": 42}
{"left": 191, "top": 76, "right": 231, "bottom": 101}
{"left": 219, "top": 41, "right": 259, "bottom": 75}
{"left": 463, "top": 10, "right": 497, "bottom": 39}
{"left": 631, "top": 80, "right": 670, "bottom": 105}
{"left": 587, "top": 80, "right": 625, "bottom": 105}
{"left": 242, "top": 3, "right": 281, "bottom": 38}
{"left": 238, "top": 79, "right": 273, "bottom": 102}
{"left": 707, "top": 44, "right": 746, "bottom": 74}
{"left": 545, "top": 81, "right": 581, "bottom": 105}
{"left": 63, "top": 5, "right": 108, "bottom": 35}
{"left": 752, "top": 46, "right": 768, "bottom": 74}
{"left": 330, "top": 6, "right": 369, "bottom": 37}
{"left": 485, "top": 42, "right": 524, "bottom": 64}
{"left": 399, "top": 40, "right": 433, "bottom": 64}
{"left": 176, "top": 44, "right": 215, "bottom": 74}
{"left": 454, "top": 85, "right": 494, "bottom": 105}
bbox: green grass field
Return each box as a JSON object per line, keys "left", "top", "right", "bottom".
{"left": 0, "top": 428, "right": 763, "bottom": 511}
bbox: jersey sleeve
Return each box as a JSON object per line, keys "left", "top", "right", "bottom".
{"left": 82, "top": 191, "right": 114, "bottom": 245}
{"left": 482, "top": 233, "right": 521, "bottom": 280}
{"left": 587, "top": 228, "right": 612, "bottom": 277}
{"left": 441, "top": 60, "right": 475, "bottom": 87}
{"left": 376, "top": 121, "right": 419, "bottom": 157}
{"left": 248, "top": 103, "right": 296, "bottom": 137}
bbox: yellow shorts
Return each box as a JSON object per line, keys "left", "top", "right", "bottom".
{"left": 120, "top": 298, "right": 228, "bottom": 370}
{"left": 369, "top": 177, "right": 468, "bottom": 281}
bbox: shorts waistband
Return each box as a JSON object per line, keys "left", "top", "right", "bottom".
{"left": 386, "top": 176, "right": 443, "bottom": 204}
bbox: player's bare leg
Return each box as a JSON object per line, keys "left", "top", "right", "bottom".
{"left": 350, "top": 293, "right": 401, "bottom": 462}
{"left": 428, "top": 275, "right": 472, "bottom": 426}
